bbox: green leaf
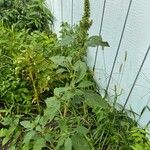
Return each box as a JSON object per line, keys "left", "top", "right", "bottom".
{"left": 0, "top": 128, "right": 7, "bottom": 137}
{"left": 41, "top": 97, "right": 60, "bottom": 126}
{"left": 22, "top": 144, "right": 30, "bottom": 150}
{"left": 76, "top": 126, "right": 89, "bottom": 135}
{"left": 34, "top": 115, "right": 41, "bottom": 125}
{"left": 64, "top": 137, "right": 72, "bottom": 150}
{"left": 20, "top": 121, "right": 32, "bottom": 129}
{"left": 2, "top": 136, "right": 10, "bottom": 146}
{"left": 84, "top": 91, "right": 109, "bottom": 109}
{"left": 58, "top": 119, "right": 68, "bottom": 133}
{"left": 54, "top": 87, "right": 67, "bottom": 97}
{"left": 56, "top": 68, "right": 67, "bottom": 74}
{"left": 8, "top": 146, "right": 16, "bottom": 150}
{"left": 50, "top": 56, "right": 72, "bottom": 67}
{"left": 56, "top": 137, "right": 65, "bottom": 150}
{"left": 59, "top": 35, "right": 74, "bottom": 46}
{"left": 87, "top": 35, "right": 102, "bottom": 47}
{"left": 74, "top": 61, "right": 87, "bottom": 83}
{"left": 100, "top": 41, "right": 110, "bottom": 50}
{"left": 23, "top": 130, "right": 36, "bottom": 145}
{"left": 33, "top": 138, "right": 46, "bottom": 150}
{"left": 78, "top": 81, "right": 94, "bottom": 88}
{"left": 50, "top": 56, "right": 66, "bottom": 66}
{"left": 72, "top": 134, "right": 91, "bottom": 150}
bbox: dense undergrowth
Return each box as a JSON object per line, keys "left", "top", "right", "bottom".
{"left": 0, "top": 0, "right": 54, "bottom": 33}
{"left": 0, "top": 0, "right": 150, "bottom": 149}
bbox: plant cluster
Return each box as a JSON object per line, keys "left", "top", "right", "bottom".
{"left": 0, "top": 0, "right": 54, "bottom": 33}
{"left": 0, "top": 0, "right": 150, "bottom": 149}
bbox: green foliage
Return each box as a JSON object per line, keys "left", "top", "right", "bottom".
{"left": 0, "top": 26, "right": 58, "bottom": 113}
{"left": 129, "top": 127, "right": 150, "bottom": 150}
{"left": 0, "top": 0, "right": 54, "bottom": 33}
{"left": 0, "top": 0, "right": 150, "bottom": 149}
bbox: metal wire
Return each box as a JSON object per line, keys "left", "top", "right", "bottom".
{"left": 122, "top": 45, "right": 150, "bottom": 111}
{"left": 106, "top": 0, "right": 132, "bottom": 93}
{"left": 93, "top": 0, "right": 107, "bottom": 72}
{"left": 71, "top": 0, "right": 74, "bottom": 26}
{"left": 61, "top": 0, "right": 63, "bottom": 22}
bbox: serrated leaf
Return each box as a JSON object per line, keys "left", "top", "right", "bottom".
{"left": 74, "top": 61, "right": 87, "bottom": 83}
{"left": 64, "top": 137, "right": 72, "bottom": 150}
{"left": 72, "top": 134, "right": 91, "bottom": 150}
{"left": 20, "top": 121, "right": 32, "bottom": 129}
{"left": 78, "top": 81, "right": 94, "bottom": 88}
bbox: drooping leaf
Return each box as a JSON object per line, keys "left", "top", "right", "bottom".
{"left": 100, "top": 41, "right": 110, "bottom": 50}
{"left": 87, "top": 35, "right": 102, "bottom": 47}
{"left": 87, "top": 35, "right": 109, "bottom": 50}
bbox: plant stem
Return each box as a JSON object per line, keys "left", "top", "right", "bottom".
{"left": 29, "top": 69, "right": 41, "bottom": 114}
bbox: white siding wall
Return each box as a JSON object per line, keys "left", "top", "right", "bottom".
{"left": 46, "top": 0, "right": 150, "bottom": 127}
